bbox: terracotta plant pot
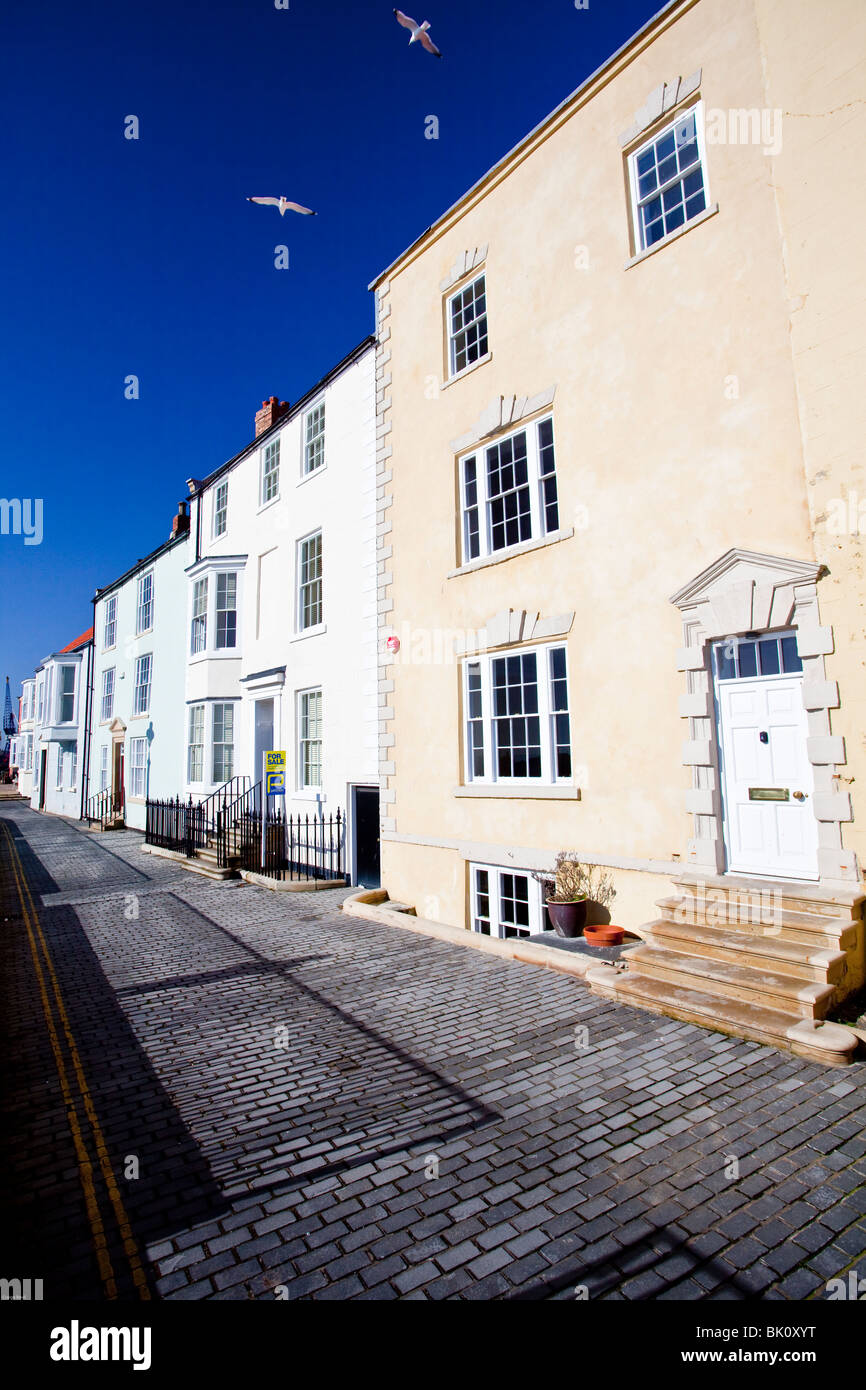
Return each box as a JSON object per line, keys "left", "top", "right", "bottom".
{"left": 583, "top": 924, "right": 624, "bottom": 947}
{"left": 546, "top": 899, "right": 588, "bottom": 938}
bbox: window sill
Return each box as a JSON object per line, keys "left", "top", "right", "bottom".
{"left": 440, "top": 352, "right": 493, "bottom": 391}
{"left": 625, "top": 202, "right": 719, "bottom": 270}
{"left": 257, "top": 495, "right": 282, "bottom": 516}
{"left": 454, "top": 784, "right": 580, "bottom": 800}
{"left": 297, "top": 464, "right": 327, "bottom": 488}
{"left": 292, "top": 623, "right": 327, "bottom": 643}
{"left": 448, "top": 527, "right": 574, "bottom": 579}
{"left": 134, "top": 629, "right": 153, "bottom": 640}
{"left": 188, "top": 649, "right": 241, "bottom": 663}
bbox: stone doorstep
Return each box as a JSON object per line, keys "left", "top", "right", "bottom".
{"left": 584, "top": 965, "right": 859, "bottom": 1067}
{"left": 342, "top": 889, "right": 598, "bottom": 983}
{"left": 658, "top": 895, "right": 859, "bottom": 942}
{"left": 628, "top": 944, "right": 834, "bottom": 1019}
{"left": 238, "top": 870, "right": 347, "bottom": 893}
{"left": 673, "top": 871, "right": 865, "bottom": 917}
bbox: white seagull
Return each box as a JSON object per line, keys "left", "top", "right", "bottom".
{"left": 394, "top": 9, "right": 442, "bottom": 57}
{"left": 246, "top": 196, "right": 317, "bottom": 217}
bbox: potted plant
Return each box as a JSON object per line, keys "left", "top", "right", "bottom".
{"left": 535, "top": 854, "right": 617, "bottom": 939}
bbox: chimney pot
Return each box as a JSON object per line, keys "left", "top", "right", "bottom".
{"left": 255, "top": 395, "right": 291, "bottom": 437}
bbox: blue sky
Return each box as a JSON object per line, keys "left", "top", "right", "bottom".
{"left": 1, "top": 0, "right": 661, "bottom": 702}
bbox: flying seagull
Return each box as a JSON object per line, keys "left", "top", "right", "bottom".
{"left": 394, "top": 10, "right": 442, "bottom": 57}
{"left": 246, "top": 197, "right": 317, "bottom": 217}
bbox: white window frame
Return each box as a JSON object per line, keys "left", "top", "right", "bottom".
{"left": 297, "top": 531, "right": 323, "bottom": 631}
{"left": 101, "top": 668, "right": 115, "bottom": 723}
{"left": 628, "top": 102, "right": 710, "bottom": 255}
{"left": 261, "top": 437, "right": 281, "bottom": 506}
{"left": 215, "top": 573, "right": 238, "bottom": 650}
{"left": 36, "top": 680, "right": 44, "bottom": 724}
{"left": 103, "top": 595, "right": 117, "bottom": 650}
{"left": 132, "top": 653, "right": 152, "bottom": 716}
{"left": 459, "top": 416, "right": 558, "bottom": 564}
{"left": 70, "top": 747, "right": 77, "bottom": 791}
{"left": 136, "top": 571, "right": 154, "bottom": 635}
{"left": 213, "top": 480, "right": 228, "bottom": 537}
{"left": 99, "top": 744, "right": 109, "bottom": 791}
{"left": 128, "top": 737, "right": 147, "bottom": 799}
{"left": 469, "top": 863, "right": 543, "bottom": 939}
{"left": 211, "top": 702, "right": 235, "bottom": 784}
{"left": 191, "top": 578, "right": 208, "bottom": 654}
{"left": 302, "top": 401, "right": 326, "bottom": 476}
{"left": 297, "top": 687, "right": 323, "bottom": 790}
{"left": 56, "top": 748, "right": 65, "bottom": 791}
{"left": 462, "top": 642, "right": 572, "bottom": 787}
{"left": 57, "top": 665, "right": 76, "bottom": 725}
{"left": 25, "top": 734, "right": 33, "bottom": 771}
{"left": 447, "top": 273, "right": 489, "bottom": 379}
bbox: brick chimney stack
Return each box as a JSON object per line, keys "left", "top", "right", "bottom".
{"left": 171, "top": 500, "right": 190, "bottom": 538}
{"left": 255, "top": 396, "right": 290, "bottom": 437}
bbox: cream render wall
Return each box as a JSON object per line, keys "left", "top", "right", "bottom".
{"left": 375, "top": 0, "right": 864, "bottom": 930}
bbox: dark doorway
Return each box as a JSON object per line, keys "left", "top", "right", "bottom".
{"left": 353, "top": 786, "right": 380, "bottom": 888}
{"left": 38, "top": 750, "right": 47, "bottom": 810}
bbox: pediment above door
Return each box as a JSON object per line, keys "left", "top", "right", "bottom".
{"left": 670, "top": 548, "right": 825, "bottom": 638}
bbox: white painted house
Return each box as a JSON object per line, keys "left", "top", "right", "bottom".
{"left": 87, "top": 511, "right": 191, "bottom": 832}
{"left": 13, "top": 677, "right": 36, "bottom": 800}
{"left": 184, "top": 337, "right": 380, "bottom": 884}
{"left": 26, "top": 629, "right": 94, "bottom": 819}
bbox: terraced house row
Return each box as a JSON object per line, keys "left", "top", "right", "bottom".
{"left": 10, "top": 0, "right": 866, "bottom": 1061}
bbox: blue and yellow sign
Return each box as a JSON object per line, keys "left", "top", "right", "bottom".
{"left": 265, "top": 749, "right": 286, "bottom": 797}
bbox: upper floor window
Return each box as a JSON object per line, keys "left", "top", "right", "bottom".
{"left": 461, "top": 417, "right": 558, "bottom": 563}
{"left": 191, "top": 578, "right": 208, "bottom": 654}
{"left": 58, "top": 666, "right": 76, "bottom": 724}
{"left": 132, "top": 653, "right": 152, "bottom": 716}
{"left": 22, "top": 685, "right": 33, "bottom": 722}
{"left": 213, "top": 480, "right": 228, "bottom": 537}
{"left": 101, "top": 668, "right": 115, "bottom": 723}
{"left": 463, "top": 643, "right": 571, "bottom": 785}
{"left": 261, "top": 437, "right": 280, "bottom": 505}
{"left": 629, "top": 105, "right": 707, "bottom": 252}
{"left": 136, "top": 571, "right": 154, "bottom": 634}
{"left": 103, "top": 595, "right": 117, "bottom": 650}
{"left": 215, "top": 573, "right": 237, "bottom": 649}
{"left": 298, "top": 532, "right": 323, "bottom": 630}
{"left": 36, "top": 681, "right": 44, "bottom": 723}
{"left": 303, "top": 402, "right": 326, "bottom": 475}
{"left": 448, "top": 274, "right": 488, "bottom": 377}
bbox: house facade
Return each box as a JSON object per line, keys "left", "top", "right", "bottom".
{"left": 14, "top": 678, "right": 36, "bottom": 800}
{"left": 26, "top": 630, "right": 94, "bottom": 819}
{"left": 184, "top": 337, "right": 380, "bottom": 884}
{"left": 88, "top": 515, "right": 190, "bottom": 832}
{"left": 369, "top": 0, "right": 866, "bottom": 950}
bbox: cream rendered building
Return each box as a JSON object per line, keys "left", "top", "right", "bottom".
{"left": 369, "top": 0, "right": 865, "bottom": 1054}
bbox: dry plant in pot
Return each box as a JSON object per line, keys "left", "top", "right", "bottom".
{"left": 535, "top": 854, "right": 617, "bottom": 939}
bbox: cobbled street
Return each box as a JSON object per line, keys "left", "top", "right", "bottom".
{"left": 2, "top": 803, "right": 865, "bottom": 1301}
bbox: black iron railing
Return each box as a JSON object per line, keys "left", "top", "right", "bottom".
{"left": 217, "top": 781, "right": 343, "bottom": 881}
{"left": 145, "top": 795, "right": 200, "bottom": 856}
{"left": 85, "top": 787, "right": 119, "bottom": 830}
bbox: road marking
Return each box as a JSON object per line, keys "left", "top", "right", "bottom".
{"left": 2, "top": 822, "right": 151, "bottom": 1300}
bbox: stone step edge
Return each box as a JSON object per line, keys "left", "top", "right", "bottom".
{"left": 627, "top": 945, "right": 833, "bottom": 1014}
{"left": 643, "top": 918, "right": 847, "bottom": 972}
{"left": 585, "top": 965, "right": 858, "bottom": 1061}
{"left": 657, "top": 895, "right": 856, "bottom": 936}
{"left": 672, "top": 873, "right": 864, "bottom": 913}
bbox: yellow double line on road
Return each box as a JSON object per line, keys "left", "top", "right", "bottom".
{"left": 1, "top": 821, "right": 151, "bottom": 1300}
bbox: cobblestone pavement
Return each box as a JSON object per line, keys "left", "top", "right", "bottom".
{"left": 1, "top": 804, "right": 865, "bottom": 1301}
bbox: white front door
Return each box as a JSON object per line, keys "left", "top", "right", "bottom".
{"left": 715, "top": 635, "right": 818, "bottom": 880}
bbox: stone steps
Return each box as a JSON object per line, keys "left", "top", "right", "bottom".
{"left": 628, "top": 944, "right": 833, "bottom": 1019}
{"left": 586, "top": 872, "right": 865, "bottom": 1065}
{"left": 585, "top": 969, "right": 858, "bottom": 1066}
{"left": 642, "top": 918, "right": 847, "bottom": 984}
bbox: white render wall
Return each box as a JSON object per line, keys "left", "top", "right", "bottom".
{"left": 89, "top": 534, "right": 190, "bottom": 832}
{"left": 15, "top": 679, "right": 35, "bottom": 800}
{"left": 27, "top": 646, "right": 93, "bottom": 820}
{"left": 186, "top": 343, "right": 379, "bottom": 874}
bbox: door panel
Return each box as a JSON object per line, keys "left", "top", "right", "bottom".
{"left": 718, "top": 673, "right": 817, "bottom": 879}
